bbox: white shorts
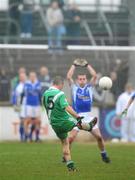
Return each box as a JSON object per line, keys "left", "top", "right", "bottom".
{"left": 20, "top": 105, "right": 41, "bottom": 118}
{"left": 19, "top": 105, "right": 27, "bottom": 118}
{"left": 73, "top": 112, "right": 98, "bottom": 131}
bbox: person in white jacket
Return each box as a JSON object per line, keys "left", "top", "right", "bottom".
{"left": 14, "top": 72, "right": 27, "bottom": 141}
{"left": 46, "top": 1, "right": 65, "bottom": 49}
{"left": 116, "top": 83, "right": 134, "bottom": 142}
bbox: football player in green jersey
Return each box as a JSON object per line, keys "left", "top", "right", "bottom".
{"left": 42, "top": 76, "right": 97, "bottom": 171}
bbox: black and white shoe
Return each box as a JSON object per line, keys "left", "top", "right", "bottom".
{"left": 88, "top": 117, "right": 98, "bottom": 131}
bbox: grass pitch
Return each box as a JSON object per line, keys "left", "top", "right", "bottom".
{"left": 0, "top": 141, "right": 135, "bottom": 180}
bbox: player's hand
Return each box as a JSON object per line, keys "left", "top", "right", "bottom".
{"left": 120, "top": 108, "right": 128, "bottom": 118}
{"left": 73, "top": 58, "right": 88, "bottom": 67}
{"left": 76, "top": 116, "right": 84, "bottom": 129}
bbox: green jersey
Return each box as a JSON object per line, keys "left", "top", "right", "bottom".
{"left": 42, "top": 86, "right": 77, "bottom": 139}
{"left": 42, "top": 87, "right": 75, "bottom": 126}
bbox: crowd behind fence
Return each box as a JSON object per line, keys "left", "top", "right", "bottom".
{"left": 0, "top": 59, "right": 129, "bottom": 107}
{"left": 0, "top": 0, "right": 130, "bottom": 45}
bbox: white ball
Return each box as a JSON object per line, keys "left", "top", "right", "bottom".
{"left": 99, "top": 76, "right": 112, "bottom": 90}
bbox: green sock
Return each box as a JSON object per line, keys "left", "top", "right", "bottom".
{"left": 66, "top": 160, "right": 75, "bottom": 169}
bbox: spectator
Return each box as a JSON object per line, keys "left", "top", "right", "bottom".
{"left": 11, "top": 67, "right": 26, "bottom": 90}
{"left": 46, "top": 1, "right": 66, "bottom": 49}
{"left": 0, "top": 69, "right": 10, "bottom": 102}
{"left": 19, "top": 0, "right": 39, "bottom": 38}
{"left": 116, "top": 83, "right": 135, "bottom": 142}
{"left": 112, "top": 59, "right": 129, "bottom": 93}
{"left": 38, "top": 66, "right": 52, "bottom": 94}
{"left": 57, "top": 0, "right": 65, "bottom": 8}
{"left": 66, "top": 3, "right": 81, "bottom": 44}
{"left": 110, "top": 71, "right": 120, "bottom": 100}
{"left": 9, "top": 0, "right": 21, "bottom": 35}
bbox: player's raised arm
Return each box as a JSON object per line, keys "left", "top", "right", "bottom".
{"left": 87, "top": 64, "right": 97, "bottom": 86}
{"left": 67, "top": 65, "right": 75, "bottom": 85}
{"left": 121, "top": 93, "right": 135, "bottom": 116}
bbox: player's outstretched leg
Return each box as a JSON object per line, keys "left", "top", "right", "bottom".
{"left": 62, "top": 117, "right": 97, "bottom": 165}
{"left": 61, "top": 138, "right": 77, "bottom": 171}
{"left": 77, "top": 117, "right": 97, "bottom": 131}
{"left": 91, "top": 128, "right": 111, "bottom": 163}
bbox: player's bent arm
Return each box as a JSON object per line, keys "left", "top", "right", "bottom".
{"left": 125, "top": 97, "right": 134, "bottom": 110}
{"left": 65, "top": 105, "right": 79, "bottom": 119}
{"left": 87, "top": 64, "right": 97, "bottom": 85}
{"left": 121, "top": 96, "right": 135, "bottom": 117}
{"left": 67, "top": 65, "right": 75, "bottom": 85}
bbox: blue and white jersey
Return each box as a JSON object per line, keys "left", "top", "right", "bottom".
{"left": 24, "top": 80, "right": 41, "bottom": 106}
{"left": 131, "top": 92, "right": 135, "bottom": 100}
{"left": 71, "top": 83, "right": 93, "bottom": 113}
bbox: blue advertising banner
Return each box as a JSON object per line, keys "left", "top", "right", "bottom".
{"left": 99, "top": 108, "right": 121, "bottom": 139}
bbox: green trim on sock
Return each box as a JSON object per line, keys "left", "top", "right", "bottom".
{"left": 66, "top": 160, "right": 73, "bottom": 165}
{"left": 66, "top": 160, "right": 74, "bottom": 169}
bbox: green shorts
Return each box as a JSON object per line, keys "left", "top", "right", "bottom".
{"left": 51, "top": 119, "right": 76, "bottom": 140}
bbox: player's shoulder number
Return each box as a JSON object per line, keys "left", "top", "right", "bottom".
{"left": 47, "top": 96, "right": 54, "bottom": 110}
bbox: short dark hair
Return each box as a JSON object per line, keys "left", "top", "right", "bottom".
{"left": 77, "top": 74, "right": 86, "bottom": 76}
{"left": 77, "top": 74, "right": 87, "bottom": 78}
{"left": 53, "top": 76, "right": 64, "bottom": 85}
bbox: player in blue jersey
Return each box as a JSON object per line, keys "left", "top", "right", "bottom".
{"left": 23, "top": 71, "right": 41, "bottom": 142}
{"left": 66, "top": 59, "right": 110, "bottom": 163}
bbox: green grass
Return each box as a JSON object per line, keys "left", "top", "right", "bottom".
{"left": 0, "top": 141, "right": 135, "bottom": 180}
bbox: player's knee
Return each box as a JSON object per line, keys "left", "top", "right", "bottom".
{"left": 35, "top": 118, "right": 41, "bottom": 124}
{"left": 24, "top": 120, "right": 28, "bottom": 126}
{"left": 37, "top": 119, "right": 41, "bottom": 125}
{"left": 63, "top": 149, "right": 70, "bottom": 156}
{"left": 25, "top": 118, "right": 31, "bottom": 123}
{"left": 69, "top": 137, "right": 75, "bottom": 144}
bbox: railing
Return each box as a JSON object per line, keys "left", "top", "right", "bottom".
{"left": 98, "top": 10, "right": 114, "bottom": 43}
{"left": 40, "top": 2, "right": 128, "bottom": 12}
{"left": 0, "top": 2, "right": 130, "bottom": 45}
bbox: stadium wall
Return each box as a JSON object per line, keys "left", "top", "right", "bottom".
{"left": 0, "top": 106, "right": 99, "bottom": 141}
{"left": 0, "top": 107, "right": 57, "bottom": 141}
